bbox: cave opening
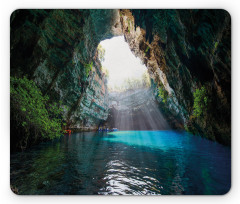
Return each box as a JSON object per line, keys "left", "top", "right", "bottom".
{"left": 98, "top": 36, "right": 169, "bottom": 131}
{"left": 99, "top": 36, "right": 147, "bottom": 92}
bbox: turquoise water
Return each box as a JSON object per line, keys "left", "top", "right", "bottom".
{"left": 10, "top": 131, "right": 231, "bottom": 195}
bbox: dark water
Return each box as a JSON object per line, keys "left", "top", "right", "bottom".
{"left": 10, "top": 131, "right": 231, "bottom": 195}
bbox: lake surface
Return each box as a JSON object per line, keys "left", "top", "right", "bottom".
{"left": 10, "top": 131, "right": 231, "bottom": 195}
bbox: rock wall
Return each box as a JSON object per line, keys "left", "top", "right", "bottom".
{"left": 10, "top": 9, "right": 121, "bottom": 130}
{"left": 119, "top": 9, "right": 231, "bottom": 145}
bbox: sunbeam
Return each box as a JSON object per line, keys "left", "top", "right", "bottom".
{"left": 99, "top": 36, "right": 170, "bottom": 131}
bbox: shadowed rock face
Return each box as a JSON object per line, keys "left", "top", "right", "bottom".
{"left": 10, "top": 9, "right": 121, "bottom": 130}
{"left": 10, "top": 9, "right": 231, "bottom": 145}
{"left": 119, "top": 9, "right": 231, "bottom": 145}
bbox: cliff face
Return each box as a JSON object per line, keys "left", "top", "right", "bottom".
{"left": 10, "top": 9, "right": 121, "bottom": 130}
{"left": 119, "top": 9, "right": 231, "bottom": 145}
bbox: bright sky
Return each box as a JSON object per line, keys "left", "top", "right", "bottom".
{"left": 100, "top": 36, "right": 147, "bottom": 88}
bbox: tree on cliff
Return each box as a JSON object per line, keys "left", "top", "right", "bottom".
{"left": 10, "top": 76, "right": 65, "bottom": 151}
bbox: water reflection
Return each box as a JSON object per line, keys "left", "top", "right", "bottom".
{"left": 10, "top": 131, "right": 231, "bottom": 195}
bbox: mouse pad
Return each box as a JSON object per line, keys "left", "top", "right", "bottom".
{"left": 10, "top": 9, "right": 231, "bottom": 195}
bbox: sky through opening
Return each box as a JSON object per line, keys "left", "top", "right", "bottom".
{"left": 99, "top": 36, "right": 147, "bottom": 90}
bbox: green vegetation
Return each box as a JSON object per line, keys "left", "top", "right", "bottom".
{"left": 127, "top": 19, "right": 131, "bottom": 33}
{"left": 193, "top": 86, "right": 208, "bottom": 118}
{"left": 123, "top": 71, "right": 151, "bottom": 90}
{"left": 124, "top": 78, "right": 142, "bottom": 90}
{"left": 101, "top": 67, "right": 109, "bottom": 78}
{"left": 212, "top": 41, "right": 219, "bottom": 54}
{"left": 98, "top": 44, "right": 108, "bottom": 78}
{"left": 108, "top": 71, "right": 151, "bottom": 92}
{"left": 145, "top": 46, "right": 150, "bottom": 53}
{"left": 158, "top": 85, "right": 168, "bottom": 103}
{"left": 97, "top": 44, "right": 106, "bottom": 62}
{"left": 84, "top": 62, "right": 93, "bottom": 77}
{"left": 10, "top": 76, "right": 65, "bottom": 149}
{"left": 142, "top": 71, "right": 151, "bottom": 88}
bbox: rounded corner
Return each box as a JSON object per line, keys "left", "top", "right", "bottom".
{"left": 10, "top": 9, "right": 21, "bottom": 22}
{"left": 10, "top": 184, "right": 19, "bottom": 195}
{"left": 219, "top": 9, "right": 232, "bottom": 20}
{"left": 220, "top": 184, "right": 232, "bottom": 196}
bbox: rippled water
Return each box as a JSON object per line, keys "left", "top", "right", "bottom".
{"left": 10, "top": 131, "right": 231, "bottom": 195}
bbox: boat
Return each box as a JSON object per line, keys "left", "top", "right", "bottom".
{"left": 110, "top": 128, "right": 118, "bottom": 132}
{"left": 65, "top": 129, "right": 71, "bottom": 134}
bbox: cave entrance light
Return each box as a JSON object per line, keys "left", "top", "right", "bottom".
{"left": 99, "top": 36, "right": 148, "bottom": 92}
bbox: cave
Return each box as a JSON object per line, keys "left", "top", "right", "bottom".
{"left": 11, "top": 9, "right": 231, "bottom": 145}
{"left": 10, "top": 9, "right": 231, "bottom": 195}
